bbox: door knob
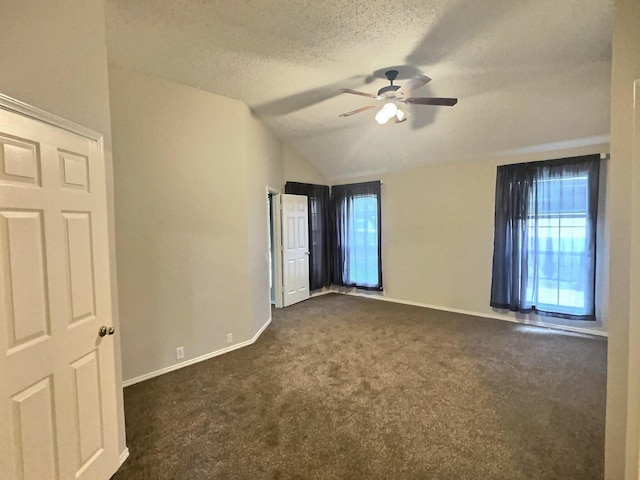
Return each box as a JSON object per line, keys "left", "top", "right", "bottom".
{"left": 99, "top": 326, "right": 115, "bottom": 337}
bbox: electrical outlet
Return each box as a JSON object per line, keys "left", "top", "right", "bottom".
{"left": 226, "top": 333, "right": 233, "bottom": 344}
{"left": 176, "top": 346, "right": 184, "bottom": 360}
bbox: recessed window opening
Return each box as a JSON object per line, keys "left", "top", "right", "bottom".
{"left": 344, "top": 194, "right": 380, "bottom": 288}
{"left": 526, "top": 175, "right": 590, "bottom": 316}
{"left": 490, "top": 154, "right": 600, "bottom": 321}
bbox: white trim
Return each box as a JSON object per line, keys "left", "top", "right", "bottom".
{"left": 626, "top": 78, "right": 640, "bottom": 476}
{"left": 119, "top": 448, "right": 130, "bottom": 467}
{"left": 273, "top": 193, "right": 284, "bottom": 308}
{"left": 343, "top": 291, "right": 608, "bottom": 338}
{"left": 266, "top": 186, "right": 281, "bottom": 309}
{"left": 254, "top": 316, "right": 272, "bottom": 339}
{"left": 0, "top": 93, "right": 102, "bottom": 142}
{"left": 122, "top": 317, "right": 272, "bottom": 387}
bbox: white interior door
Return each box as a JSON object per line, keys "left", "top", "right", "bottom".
{"left": 0, "top": 102, "right": 119, "bottom": 479}
{"left": 278, "top": 194, "right": 310, "bottom": 307}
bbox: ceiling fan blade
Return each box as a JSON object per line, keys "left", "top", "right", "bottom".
{"left": 395, "top": 75, "right": 431, "bottom": 98}
{"left": 402, "top": 97, "right": 458, "bottom": 106}
{"left": 339, "top": 88, "right": 382, "bottom": 100}
{"left": 338, "top": 105, "right": 378, "bottom": 117}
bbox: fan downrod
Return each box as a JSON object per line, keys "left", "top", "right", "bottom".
{"left": 378, "top": 70, "right": 401, "bottom": 96}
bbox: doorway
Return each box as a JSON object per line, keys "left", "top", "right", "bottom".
{"left": 267, "top": 190, "right": 310, "bottom": 308}
{"left": 0, "top": 95, "right": 121, "bottom": 479}
{"left": 267, "top": 190, "right": 277, "bottom": 305}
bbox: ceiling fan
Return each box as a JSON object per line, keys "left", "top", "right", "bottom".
{"left": 338, "top": 69, "right": 457, "bottom": 124}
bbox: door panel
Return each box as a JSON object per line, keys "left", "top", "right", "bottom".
{"left": 0, "top": 105, "right": 119, "bottom": 480}
{"left": 0, "top": 136, "right": 40, "bottom": 187}
{"left": 71, "top": 350, "right": 103, "bottom": 472}
{"left": 63, "top": 212, "right": 96, "bottom": 324}
{"left": 10, "top": 376, "right": 58, "bottom": 480}
{"left": 59, "top": 151, "right": 89, "bottom": 192}
{"left": 0, "top": 210, "right": 49, "bottom": 350}
{"left": 280, "top": 194, "right": 309, "bottom": 307}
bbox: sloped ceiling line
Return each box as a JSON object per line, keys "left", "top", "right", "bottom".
{"left": 106, "top": 0, "right": 613, "bottom": 179}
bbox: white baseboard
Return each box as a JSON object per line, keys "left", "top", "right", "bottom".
{"left": 254, "top": 316, "right": 272, "bottom": 338}
{"left": 119, "top": 448, "right": 130, "bottom": 466}
{"left": 122, "top": 292, "right": 605, "bottom": 388}
{"left": 343, "top": 291, "right": 608, "bottom": 338}
{"left": 122, "top": 317, "right": 272, "bottom": 387}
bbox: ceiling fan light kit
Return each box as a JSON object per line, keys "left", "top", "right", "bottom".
{"left": 375, "top": 102, "right": 407, "bottom": 124}
{"left": 338, "top": 69, "right": 457, "bottom": 124}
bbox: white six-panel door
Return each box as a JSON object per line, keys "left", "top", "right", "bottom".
{"left": 0, "top": 102, "right": 119, "bottom": 479}
{"left": 279, "top": 194, "right": 310, "bottom": 307}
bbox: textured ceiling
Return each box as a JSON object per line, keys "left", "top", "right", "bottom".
{"left": 105, "top": 0, "right": 612, "bottom": 180}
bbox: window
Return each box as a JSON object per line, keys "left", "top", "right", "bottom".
{"left": 490, "top": 155, "right": 600, "bottom": 321}
{"left": 346, "top": 195, "right": 379, "bottom": 286}
{"left": 526, "top": 175, "right": 590, "bottom": 315}
{"left": 331, "top": 181, "right": 382, "bottom": 290}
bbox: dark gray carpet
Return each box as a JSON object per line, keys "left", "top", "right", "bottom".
{"left": 111, "top": 294, "right": 606, "bottom": 480}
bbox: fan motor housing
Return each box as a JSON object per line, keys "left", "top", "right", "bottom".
{"left": 377, "top": 85, "right": 401, "bottom": 96}
{"left": 378, "top": 69, "right": 401, "bottom": 96}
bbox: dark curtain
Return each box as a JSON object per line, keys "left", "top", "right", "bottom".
{"left": 490, "top": 154, "right": 600, "bottom": 320}
{"left": 284, "top": 182, "right": 331, "bottom": 290}
{"left": 331, "top": 181, "right": 383, "bottom": 290}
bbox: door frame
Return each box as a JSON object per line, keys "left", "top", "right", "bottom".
{"left": 270, "top": 192, "right": 311, "bottom": 308}
{"left": 0, "top": 93, "right": 102, "bottom": 143}
{"left": 626, "top": 78, "right": 640, "bottom": 477}
{"left": 266, "top": 186, "right": 284, "bottom": 308}
{"left": 0, "top": 92, "right": 127, "bottom": 477}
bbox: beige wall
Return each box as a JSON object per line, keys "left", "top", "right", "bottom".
{"left": 605, "top": 0, "right": 640, "bottom": 478}
{"left": 0, "top": 0, "right": 127, "bottom": 457}
{"left": 109, "top": 66, "right": 281, "bottom": 382}
{"left": 283, "top": 143, "right": 329, "bottom": 185}
{"left": 339, "top": 143, "right": 609, "bottom": 335}
{"left": 106, "top": 68, "right": 329, "bottom": 381}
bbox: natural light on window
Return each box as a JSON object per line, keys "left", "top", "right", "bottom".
{"left": 345, "top": 195, "right": 379, "bottom": 287}
{"left": 526, "top": 175, "right": 590, "bottom": 316}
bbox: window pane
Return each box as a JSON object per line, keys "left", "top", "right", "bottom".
{"left": 529, "top": 174, "right": 591, "bottom": 315}
{"left": 558, "top": 280, "right": 585, "bottom": 310}
{"left": 537, "top": 278, "right": 558, "bottom": 305}
{"left": 539, "top": 250, "right": 558, "bottom": 280}
{"left": 346, "top": 195, "right": 379, "bottom": 287}
{"left": 559, "top": 228, "right": 586, "bottom": 253}
{"left": 535, "top": 175, "right": 589, "bottom": 214}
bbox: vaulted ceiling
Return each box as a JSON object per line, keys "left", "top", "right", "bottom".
{"left": 105, "top": 0, "right": 612, "bottom": 180}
